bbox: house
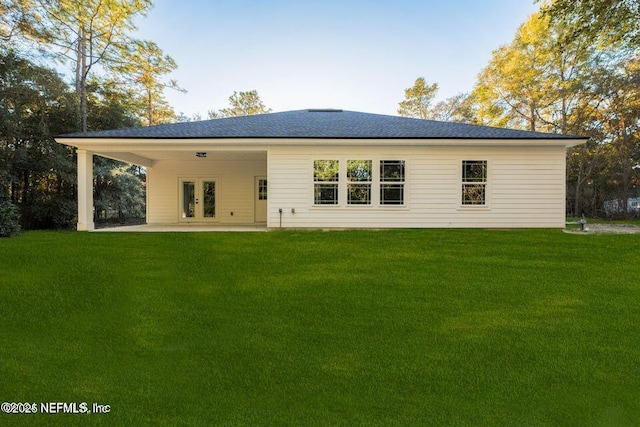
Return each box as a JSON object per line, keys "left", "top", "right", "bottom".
{"left": 603, "top": 197, "right": 640, "bottom": 215}
{"left": 56, "top": 109, "right": 587, "bottom": 230}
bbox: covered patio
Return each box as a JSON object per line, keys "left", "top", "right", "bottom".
{"left": 57, "top": 144, "right": 269, "bottom": 231}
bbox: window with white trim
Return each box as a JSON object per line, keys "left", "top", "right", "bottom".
{"left": 347, "top": 160, "right": 372, "bottom": 205}
{"left": 461, "top": 160, "right": 487, "bottom": 205}
{"left": 314, "top": 160, "right": 339, "bottom": 205}
{"left": 380, "top": 160, "right": 405, "bottom": 205}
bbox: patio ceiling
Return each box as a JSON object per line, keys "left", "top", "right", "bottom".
{"left": 92, "top": 149, "right": 267, "bottom": 167}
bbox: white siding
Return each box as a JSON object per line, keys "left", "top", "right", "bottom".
{"left": 147, "top": 159, "right": 266, "bottom": 224}
{"left": 267, "top": 144, "right": 567, "bottom": 228}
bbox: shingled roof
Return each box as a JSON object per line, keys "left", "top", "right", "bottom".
{"left": 59, "top": 109, "right": 585, "bottom": 140}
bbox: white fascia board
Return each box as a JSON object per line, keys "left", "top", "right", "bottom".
{"left": 56, "top": 137, "right": 588, "bottom": 149}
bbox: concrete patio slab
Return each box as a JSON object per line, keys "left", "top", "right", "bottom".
{"left": 93, "top": 224, "right": 268, "bottom": 232}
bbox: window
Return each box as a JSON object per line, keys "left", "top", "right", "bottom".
{"left": 258, "top": 179, "right": 267, "bottom": 200}
{"left": 380, "top": 160, "right": 405, "bottom": 205}
{"left": 312, "top": 159, "right": 407, "bottom": 207}
{"left": 314, "top": 160, "right": 339, "bottom": 205}
{"left": 461, "top": 160, "right": 487, "bottom": 205}
{"left": 347, "top": 160, "right": 372, "bottom": 205}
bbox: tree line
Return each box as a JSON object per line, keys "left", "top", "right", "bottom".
{"left": 2, "top": 0, "right": 639, "bottom": 236}
{"left": 397, "top": 1, "right": 640, "bottom": 218}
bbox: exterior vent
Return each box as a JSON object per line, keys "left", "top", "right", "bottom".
{"left": 307, "top": 109, "right": 343, "bottom": 113}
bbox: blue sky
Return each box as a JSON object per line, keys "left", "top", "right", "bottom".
{"left": 134, "top": 0, "right": 540, "bottom": 117}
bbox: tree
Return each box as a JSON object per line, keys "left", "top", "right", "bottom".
{"left": 93, "top": 158, "right": 146, "bottom": 224}
{"left": 1, "top": 1, "right": 172, "bottom": 230}
{"left": 473, "top": 13, "right": 571, "bottom": 132}
{"left": 0, "top": 157, "right": 21, "bottom": 237}
{"left": 33, "top": 0, "right": 153, "bottom": 132}
{"left": 540, "top": 0, "right": 640, "bottom": 48}
{"left": 397, "top": 77, "right": 439, "bottom": 119}
{"left": 86, "top": 79, "right": 146, "bottom": 225}
{"left": 208, "top": 90, "right": 272, "bottom": 119}
{"left": 117, "top": 40, "right": 184, "bottom": 126}
{"left": 0, "top": 50, "right": 78, "bottom": 229}
{"left": 473, "top": 12, "right": 603, "bottom": 134}
{"left": 0, "top": 0, "right": 46, "bottom": 47}
{"left": 429, "top": 93, "right": 478, "bottom": 124}
{"left": 468, "top": 10, "right": 640, "bottom": 218}
{"left": 588, "top": 58, "right": 640, "bottom": 217}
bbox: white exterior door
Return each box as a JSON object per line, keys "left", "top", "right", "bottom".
{"left": 179, "top": 178, "right": 217, "bottom": 222}
{"left": 254, "top": 176, "right": 267, "bottom": 223}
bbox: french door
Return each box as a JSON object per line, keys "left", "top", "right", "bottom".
{"left": 179, "top": 178, "right": 217, "bottom": 222}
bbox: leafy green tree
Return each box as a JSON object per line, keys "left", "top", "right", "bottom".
{"left": 86, "top": 79, "right": 146, "bottom": 225}
{"left": 540, "top": 0, "right": 640, "bottom": 48}
{"left": 1, "top": 1, "right": 172, "bottom": 229}
{"left": 474, "top": 14, "right": 559, "bottom": 132}
{"left": 0, "top": 50, "right": 78, "bottom": 229}
{"left": 93, "top": 159, "right": 146, "bottom": 225}
{"left": 0, "top": 157, "right": 21, "bottom": 237}
{"left": 430, "top": 93, "right": 478, "bottom": 123}
{"left": 87, "top": 77, "right": 141, "bottom": 130}
{"left": 0, "top": 0, "right": 46, "bottom": 47}
{"left": 589, "top": 58, "right": 640, "bottom": 216}
{"left": 397, "top": 77, "right": 439, "bottom": 119}
{"left": 468, "top": 10, "right": 640, "bottom": 218}
{"left": 208, "top": 90, "right": 272, "bottom": 119}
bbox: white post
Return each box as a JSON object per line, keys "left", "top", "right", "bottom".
{"left": 77, "top": 149, "right": 94, "bottom": 231}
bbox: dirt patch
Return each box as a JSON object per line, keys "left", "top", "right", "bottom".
{"left": 565, "top": 223, "right": 640, "bottom": 234}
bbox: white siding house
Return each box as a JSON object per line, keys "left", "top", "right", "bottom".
{"left": 56, "top": 109, "right": 587, "bottom": 230}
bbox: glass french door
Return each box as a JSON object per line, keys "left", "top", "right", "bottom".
{"left": 179, "top": 178, "right": 217, "bottom": 222}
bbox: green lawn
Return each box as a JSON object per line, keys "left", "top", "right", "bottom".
{"left": 1, "top": 229, "right": 639, "bottom": 426}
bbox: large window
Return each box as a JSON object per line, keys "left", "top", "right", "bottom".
{"left": 312, "top": 159, "right": 406, "bottom": 206}
{"left": 380, "top": 160, "right": 405, "bottom": 205}
{"left": 347, "top": 160, "right": 372, "bottom": 205}
{"left": 461, "top": 160, "right": 487, "bottom": 205}
{"left": 314, "top": 160, "right": 339, "bottom": 205}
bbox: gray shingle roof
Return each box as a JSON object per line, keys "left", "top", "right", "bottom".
{"left": 58, "top": 109, "right": 585, "bottom": 140}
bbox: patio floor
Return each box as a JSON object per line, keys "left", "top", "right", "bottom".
{"left": 93, "top": 224, "right": 268, "bottom": 232}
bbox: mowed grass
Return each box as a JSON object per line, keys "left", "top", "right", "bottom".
{"left": 0, "top": 229, "right": 639, "bottom": 426}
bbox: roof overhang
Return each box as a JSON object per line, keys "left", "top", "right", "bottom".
{"left": 56, "top": 136, "right": 588, "bottom": 150}
{"left": 55, "top": 137, "right": 587, "bottom": 166}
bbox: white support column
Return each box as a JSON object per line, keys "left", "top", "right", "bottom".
{"left": 77, "top": 149, "right": 94, "bottom": 231}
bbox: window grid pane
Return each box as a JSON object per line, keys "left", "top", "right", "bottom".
{"left": 347, "top": 160, "right": 372, "bottom": 182}
{"left": 314, "top": 160, "right": 339, "bottom": 182}
{"left": 348, "top": 184, "right": 371, "bottom": 204}
{"left": 381, "top": 160, "right": 405, "bottom": 182}
{"left": 462, "top": 184, "right": 486, "bottom": 205}
{"left": 314, "top": 183, "right": 339, "bottom": 205}
{"left": 380, "top": 184, "right": 404, "bottom": 205}
{"left": 462, "top": 160, "right": 487, "bottom": 183}
{"left": 258, "top": 179, "right": 267, "bottom": 200}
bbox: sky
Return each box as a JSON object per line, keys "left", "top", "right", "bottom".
{"left": 133, "top": 0, "right": 540, "bottom": 118}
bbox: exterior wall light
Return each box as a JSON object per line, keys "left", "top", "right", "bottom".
{"left": 196, "top": 152, "right": 207, "bottom": 158}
